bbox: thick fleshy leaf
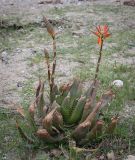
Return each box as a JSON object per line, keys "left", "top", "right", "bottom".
{"left": 36, "top": 79, "right": 41, "bottom": 98}
{"left": 36, "top": 129, "right": 63, "bottom": 143}
{"left": 72, "top": 121, "right": 91, "bottom": 141}
{"left": 99, "top": 90, "right": 115, "bottom": 109}
{"left": 17, "top": 107, "right": 25, "bottom": 118}
{"left": 42, "top": 105, "right": 62, "bottom": 135}
{"left": 80, "top": 119, "right": 104, "bottom": 145}
{"left": 60, "top": 96, "right": 71, "bottom": 122}
{"left": 56, "top": 83, "right": 71, "bottom": 105}
{"left": 59, "top": 83, "right": 71, "bottom": 94}
{"left": 42, "top": 109, "right": 55, "bottom": 134}
{"left": 69, "top": 96, "right": 86, "bottom": 124}
{"left": 81, "top": 80, "right": 99, "bottom": 122}
{"left": 28, "top": 103, "right": 35, "bottom": 119}
{"left": 36, "top": 82, "right": 45, "bottom": 117}
{"left": 106, "top": 116, "right": 119, "bottom": 134}
{"left": 87, "top": 119, "right": 104, "bottom": 139}
{"left": 69, "top": 79, "right": 80, "bottom": 98}
{"left": 53, "top": 110, "right": 63, "bottom": 130}
{"left": 36, "top": 129, "right": 54, "bottom": 142}
{"left": 72, "top": 89, "right": 115, "bottom": 141}
{"left": 16, "top": 121, "right": 34, "bottom": 144}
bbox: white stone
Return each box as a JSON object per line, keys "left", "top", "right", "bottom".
{"left": 112, "top": 80, "right": 123, "bottom": 88}
{"left": 107, "top": 150, "right": 115, "bottom": 160}
{"left": 126, "top": 155, "right": 135, "bottom": 160}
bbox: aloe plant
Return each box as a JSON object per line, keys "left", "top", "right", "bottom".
{"left": 16, "top": 19, "right": 119, "bottom": 147}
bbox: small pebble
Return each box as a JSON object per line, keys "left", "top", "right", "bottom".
{"left": 17, "top": 81, "right": 23, "bottom": 87}
{"left": 1, "top": 51, "right": 9, "bottom": 64}
{"left": 107, "top": 150, "right": 115, "bottom": 160}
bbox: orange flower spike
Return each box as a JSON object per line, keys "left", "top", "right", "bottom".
{"left": 92, "top": 25, "right": 110, "bottom": 45}
{"left": 103, "top": 25, "right": 110, "bottom": 38}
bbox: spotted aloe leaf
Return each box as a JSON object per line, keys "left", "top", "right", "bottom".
{"left": 16, "top": 121, "right": 34, "bottom": 144}
{"left": 36, "top": 79, "right": 42, "bottom": 98}
{"left": 59, "top": 82, "right": 71, "bottom": 95}
{"left": 17, "top": 107, "right": 25, "bottom": 118}
{"left": 56, "top": 83, "right": 71, "bottom": 105}
{"left": 68, "top": 96, "right": 86, "bottom": 124}
{"left": 60, "top": 96, "right": 71, "bottom": 123}
{"left": 42, "top": 108, "right": 56, "bottom": 135}
{"left": 84, "top": 80, "right": 98, "bottom": 99}
{"left": 36, "top": 128, "right": 63, "bottom": 143}
{"left": 106, "top": 116, "right": 119, "bottom": 134}
{"left": 36, "top": 82, "right": 45, "bottom": 117}
{"left": 28, "top": 102, "right": 35, "bottom": 120}
{"left": 81, "top": 80, "right": 99, "bottom": 122}
{"left": 53, "top": 110, "right": 63, "bottom": 130}
{"left": 81, "top": 119, "right": 104, "bottom": 145}
{"left": 66, "top": 80, "right": 83, "bottom": 119}
{"left": 69, "top": 79, "right": 81, "bottom": 98}
{"left": 72, "top": 89, "right": 115, "bottom": 141}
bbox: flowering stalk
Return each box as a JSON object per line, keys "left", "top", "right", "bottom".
{"left": 44, "top": 48, "right": 51, "bottom": 87}
{"left": 94, "top": 35, "right": 103, "bottom": 82}
{"left": 43, "top": 16, "right": 57, "bottom": 103}
{"left": 93, "top": 25, "right": 110, "bottom": 81}
{"left": 91, "top": 25, "right": 110, "bottom": 94}
{"left": 51, "top": 37, "right": 56, "bottom": 92}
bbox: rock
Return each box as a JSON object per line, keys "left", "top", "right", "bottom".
{"left": 17, "top": 81, "right": 24, "bottom": 87}
{"left": 1, "top": 51, "right": 9, "bottom": 64}
{"left": 126, "top": 155, "right": 135, "bottom": 160}
{"left": 38, "top": 0, "right": 62, "bottom": 4}
{"left": 107, "top": 151, "right": 115, "bottom": 160}
{"left": 123, "top": 0, "right": 135, "bottom": 6}
{"left": 38, "top": 0, "right": 52, "bottom": 4}
{"left": 50, "top": 149, "right": 62, "bottom": 157}
{"left": 72, "top": 30, "right": 84, "bottom": 37}
{"left": 31, "top": 50, "right": 37, "bottom": 54}
{"left": 112, "top": 80, "right": 123, "bottom": 88}
{"left": 99, "top": 155, "right": 105, "bottom": 160}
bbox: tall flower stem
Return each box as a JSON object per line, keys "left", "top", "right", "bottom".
{"left": 44, "top": 48, "right": 51, "bottom": 89}
{"left": 43, "top": 16, "right": 57, "bottom": 103}
{"left": 91, "top": 37, "right": 104, "bottom": 96}
{"left": 44, "top": 37, "right": 56, "bottom": 103}
{"left": 51, "top": 37, "right": 56, "bottom": 90}
{"left": 94, "top": 37, "right": 104, "bottom": 83}
{"left": 90, "top": 25, "right": 110, "bottom": 96}
{"left": 49, "top": 37, "right": 56, "bottom": 103}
